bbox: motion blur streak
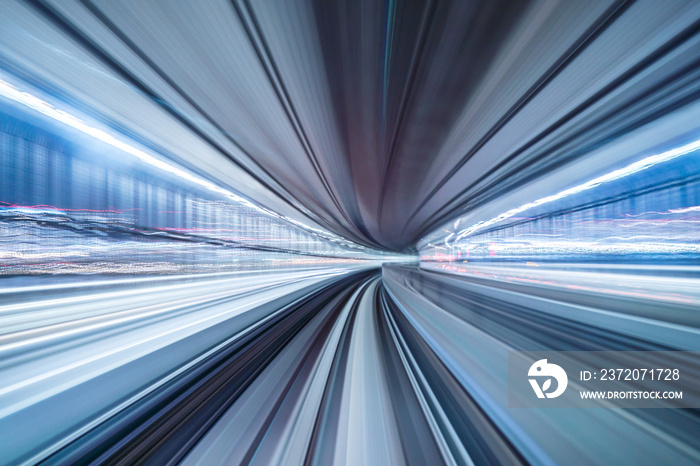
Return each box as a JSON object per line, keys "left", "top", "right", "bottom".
{"left": 1, "top": 0, "right": 700, "bottom": 465}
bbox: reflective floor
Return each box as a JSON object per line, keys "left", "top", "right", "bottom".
{"left": 3, "top": 265, "right": 700, "bottom": 464}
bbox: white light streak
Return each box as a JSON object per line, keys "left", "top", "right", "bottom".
{"left": 452, "top": 139, "right": 700, "bottom": 242}
{"left": 0, "top": 78, "right": 363, "bottom": 248}
{"left": 670, "top": 205, "right": 700, "bottom": 214}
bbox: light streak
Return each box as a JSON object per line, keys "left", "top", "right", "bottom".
{"left": 670, "top": 205, "right": 700, "bottom": 214}
{"left": 451, "top": 139, "right": 700, "bottom": 243}
{"left": 0, "top": 77, "right": 368, "bottom": 250}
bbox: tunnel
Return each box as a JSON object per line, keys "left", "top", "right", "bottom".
{"left": 1, "top": 1, "right": 700, "bottom": 465}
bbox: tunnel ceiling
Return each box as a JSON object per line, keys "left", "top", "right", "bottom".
{"left": 5, "top": 0, "right": 696, "bottom": 251}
